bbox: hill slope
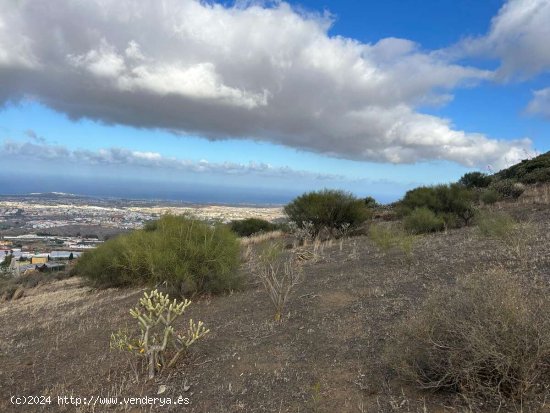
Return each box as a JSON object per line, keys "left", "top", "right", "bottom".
{"left": 496, "top": 150, "right": 550, "bottom": 183}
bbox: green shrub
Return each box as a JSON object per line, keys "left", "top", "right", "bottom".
{"left": 363, "top": 196, "right": 380, "bottom": 208}
{"left": 458, "top": 171, "right": 492, "bottom": 188}
{"left": 403, "top": 207, "right": 445, "bottom": 234}
{"left": 75, "top": 215, "right": 241, "bottom": 296}
{"left": 490, "top": 179, "right": 525, "bottom": 199}
{"left": 397, "top": 184, "right": 475, "bottom": 226}
{"left": 230, "top": 218, "right": 277, "bottom": 237}
{"left": 0, "top": 254, "right": 12, "bottom": 268}
{"left": 284, "top": 189, "right": 371, "bottom": 235}
{"left": 479, "top": 188, "right": 501, "bottom": 205}
{"left": 475, "top": 210, "right": 516, "bottom": 239}
{"left": 521, "top": 168, "right": 550, "bottom": 184}
{"left": 396, "top": 187, "right": 438, "bottom": 216}
{"left": 387, "top": 270, "right": 550, "bottom": 405}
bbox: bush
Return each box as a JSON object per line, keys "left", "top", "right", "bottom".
{"left": 403, "top": 207, "right": 445, "bottom": 234}
{"left": 458, "top": 172, "right": 492, "bottom": 188}
{"left": 490, "top": 179, "right": 525, "bottom": 199}
{"left": 363, "top": 196, "right": 380, "bottom": 208}
{"left": 230, "top": 218, "right": 277, "bottom": 237}
{"left": 398, "top": 184, "right": 475, "bottom": 226}
{"left": 0, "top": 254, "right": 12, "bottom": 268}
{"left": 521, "top": 168, "right": 550, "bottom": 184}
{"left": 388, "top": 270, "right": 550, "bottom": 406}
{"left": 75, "top": 215, "right": 241, "bottom": 296}
{"left": 475, "top": 210, "right": 516, "bottom": 239}
{"left": 479, "top": 188, "right": 501, "bottom": 205}
{"left": 284, "top": 189, "right": 371, "bottom": 235}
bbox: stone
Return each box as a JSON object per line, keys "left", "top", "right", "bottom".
{"left": 12, "top": 288, "right": 24, "bottom": 300}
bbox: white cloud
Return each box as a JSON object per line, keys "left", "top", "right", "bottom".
{"left": 527, "top": 87, "right": 550, "bottom": 118}
{"left": 0, "top": 0, "right": 532, "bottom": 167}
{"left": 68, "top": 39, "right": 126, "bottom": 79}
{"left": 1, "top": 139, "right": 340, "bottom": 180}
{"left": 459, "top": 0, "right": 550, "bottom": 78}
{"left": 455, "top": 0, "right": 550, "bottom": 122}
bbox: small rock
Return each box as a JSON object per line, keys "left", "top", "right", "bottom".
{"left": 12, "top": 288, "right": 24, "bottom": 300}
{"left": 157, "top": 385, "right": 167, "bottom": 395}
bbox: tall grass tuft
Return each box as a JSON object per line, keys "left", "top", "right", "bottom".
{"left": 475, "top": 210, "right": 516, "bottom": 239}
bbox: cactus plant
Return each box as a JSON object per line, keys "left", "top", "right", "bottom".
{"left": 111, "top": 289, "right": 209, "bottom": 379}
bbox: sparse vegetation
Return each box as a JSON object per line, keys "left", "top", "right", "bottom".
{"left": 255, "top": 243, "right": 302, "bottom": 321}
{"left": 490, "top": 178, "right": 525, "bottom": 199}
{"left": 368, "top": 223, "right": 417, "bottom": 267}
{"left": 475, "top": 210, "right": 516, "bottom": 239}
{"left": 368, "top": 223, "right": 396, "bottom": 254}
{"left": 2, "top": 194, "right": 550, "bottom": 412}
{"left": 504, "top": 222, "right": 536, "bottom": 265}
{"left": 388, "top": 270, "right": 550, "bottom": 407}
{"left": 110, "top": 289, "right": 209, "bottom": 380}
{"left": 284, "top": 189, "right": 372, "bottom": 235}
{"left": 240, "top": 230, "right": 284, "bottom": 247}
{"left": 0, "top": 269, "right": 72, "bottom": 301}
{"left": 479, "top": 188, "right": 501, "bottom": 205}
{"left": 3, "top": 155, "right": 550, "bottom": 413}
{"left": 75, "top": 215, "right": 241, "bottom": 296}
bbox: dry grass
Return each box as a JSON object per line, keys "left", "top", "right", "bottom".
{"left": 255, "top": 243, "right": 302, "bottom": 321}
{"left": 520, "top": 183, "right": 550, "bottom": 205}
{"left": 475, "top": 209, "right": 517, "bottom": 239}
{"left": 475, "top": 211, "right": 537, "bottom": 268}
{"left": 368, "top": 223, "right": 417, "bottom": 267}
{"left": 387, "top": 270, "right": 550, "bottom": 409}
{"left": 240, "top": 230, "right": 284, "bottom": 247}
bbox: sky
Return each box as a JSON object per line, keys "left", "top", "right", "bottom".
{"left": 1, "top": 0, "right": 550, "bottom": 204}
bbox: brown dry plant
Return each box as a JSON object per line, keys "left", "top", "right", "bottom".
{"left": 387, "top": 270, "right": 550, "bottom": 407}
{"left": 256, "top": 243, "right": 302, "bottom": 321}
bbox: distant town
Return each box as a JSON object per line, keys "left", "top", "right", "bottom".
{"left": 0, "top": 192, "right": 284, "bottom": 276}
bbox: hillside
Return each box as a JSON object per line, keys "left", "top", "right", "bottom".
{"left": 1, "top": 195, "right": 549, "bottom": 412}
{"left": 496, "top": 151, "right": 550, "bottom": 184}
